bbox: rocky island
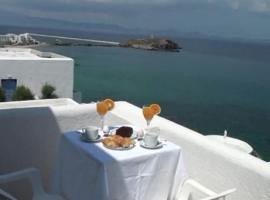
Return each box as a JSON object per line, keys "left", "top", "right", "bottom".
{"left": 121, "top": 37, "right": 181, "bottom": 52}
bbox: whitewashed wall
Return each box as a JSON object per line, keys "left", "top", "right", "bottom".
{"left": 0, "top": 53, "right": 73, "bottom": 98}
{"left": 1, "top": 100, "right": 270, "bottom": 200}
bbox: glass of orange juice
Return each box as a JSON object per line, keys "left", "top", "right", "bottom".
{"left": 141, "top": 104, "right": 161, "bottom": 139}
{"left": 96, "top": 99, "right": 115, "bottom": 134}
{"left": 142, "top": 104, "right": 161, "bottom": 127}
{"left": 142, "top": 106, "right": 155, "bottom": 127}
{"left": 96, "top": 101, "right": 108, "bottom": 133}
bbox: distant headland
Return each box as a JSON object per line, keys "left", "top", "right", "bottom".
{"left": 121, "top": 37, "right": 181, "bottom": 52}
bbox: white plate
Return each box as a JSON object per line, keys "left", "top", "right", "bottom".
{"left": 103, "top": 143, "right": 136, "bottom": 151}
{"left": 80, "top": 134, "right": 102, "bottom": 143}
{"left": 109, "top": 125, "right": 139, "bottom": 139}
{"left": 140, "top": 141, "right": 163, "bottom": 149}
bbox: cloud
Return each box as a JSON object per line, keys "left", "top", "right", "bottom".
{"left": 246, "top": 0, "right": 270, "bottom": 13}
{"left": 0, "top": 0, "right": 211, "bottom": 24}
{"left": 1, "top": 0, "right": 270, "bottom": 39}
{"left": 1, "top": 0, "right": 270, "bottom": 16}
{"left": 209, "top": 0, "right": 270, "bottom": 13}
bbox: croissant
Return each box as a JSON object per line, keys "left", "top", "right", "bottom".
{"left": 102, "top": 138, "right": 118, "bottom": 148}
{"left": 102, "top": 135, "right": 135, "bottom": 148}
{"left": 121, "top": 138, "right": 134, "bottom": 148}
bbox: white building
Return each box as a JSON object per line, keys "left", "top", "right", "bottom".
{"left": 0, "top": 48, "right": 74, "bottom": 99}
{"left": 0, "top": 33, "right": 40, "bottom": 45}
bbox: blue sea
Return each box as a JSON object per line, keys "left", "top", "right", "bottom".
{"left": 36, "top": 38, "right": 270, "bottom": 160}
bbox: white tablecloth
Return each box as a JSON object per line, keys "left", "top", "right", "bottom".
{"left": 50, "top": 131, "right": 187, "bottom": 200}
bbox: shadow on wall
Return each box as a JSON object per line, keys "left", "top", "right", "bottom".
{"left": 0, "top": 106, "right": 62, "bottom": 200}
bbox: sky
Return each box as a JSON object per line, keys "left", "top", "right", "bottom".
{"left": 1, "top": 0, "right": 270, "bottom": 40}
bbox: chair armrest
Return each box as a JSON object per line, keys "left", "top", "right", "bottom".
{"left": 176, "top": 179, "right": 217, "bottom": 200}
{"left": 0, "top": 168, "right": 45, "bottom": 196}
{"left": 201, "top": 188, "right": 236, "bottom": 200}
{"left": 185, "top": 179, "right": 217, "bottom": 196}
{"left": 0, "top": 188, "right": 18, "bottom": 200}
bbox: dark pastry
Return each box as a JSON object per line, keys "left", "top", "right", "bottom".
{"left": 116, "top": 126, "right": 133, "bottom": 138}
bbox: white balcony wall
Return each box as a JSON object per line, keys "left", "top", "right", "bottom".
{"left": 0, "top": 100, "right": 270, "bottom": 200}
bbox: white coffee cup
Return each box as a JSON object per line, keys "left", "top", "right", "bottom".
{"left": 83, "top": 126, "right": 99, "bottom": 140}
{"left": 143, "top": 133, "right": 158, "bottom": 147}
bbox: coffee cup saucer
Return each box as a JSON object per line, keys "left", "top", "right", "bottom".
{"left": 140, "top": 140, "right": 163, "bottom": 149}
{"left": 80, "top": 134, "right": 102, "bottom": 143}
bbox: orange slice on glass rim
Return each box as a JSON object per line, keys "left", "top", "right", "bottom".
{"left": 150, "top": 104, "right": 161, "bottom": 115}
{"left": 104, "top": 99, "right": 115, "bottom": 111}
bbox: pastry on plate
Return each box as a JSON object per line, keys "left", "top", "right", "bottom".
{"left": 102, "top": 135, "right": 135, "bottom": 149}
{"left": 102, "top": 138, "right": 118, "bottom": 148}
{"left": 121, "top": 137, "right": 134, "bottom": 148}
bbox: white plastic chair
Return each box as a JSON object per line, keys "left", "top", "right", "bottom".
{"left": 0, "top": 168, "right": 63, "bottom": 200}
{"left": 0, "top": 188, "right": 17, "bottom": 200}
{"left": 176, "top": 179, "right": 236, "bottom": 200}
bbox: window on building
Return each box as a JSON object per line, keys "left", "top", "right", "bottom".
{"left": 1, "top": 78, "right": 17, "bottom": 102}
